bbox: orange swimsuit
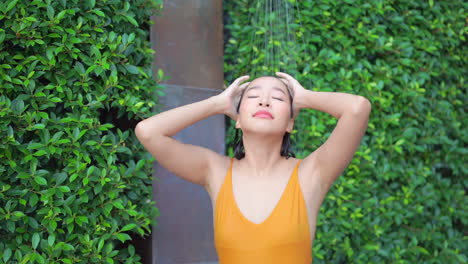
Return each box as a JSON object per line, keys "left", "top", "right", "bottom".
{"left": 214, "top": 158, "right": 312, "bottom": 264}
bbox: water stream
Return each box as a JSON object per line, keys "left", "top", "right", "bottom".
{"left": 247, "top": 0, "right": 306, "bottom": 77}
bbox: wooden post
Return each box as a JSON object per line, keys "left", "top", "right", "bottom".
{"left": 149, "top": 1, "right": 223, "bottom": 263}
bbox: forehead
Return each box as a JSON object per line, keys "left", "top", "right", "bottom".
{"left": 246, "top": 77, "right": 288, "bottom": 93}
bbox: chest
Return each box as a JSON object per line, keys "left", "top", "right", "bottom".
{"left": 208, "top": 161, "right": 324, "bottom": 243}
{"left": 231, "top": 173, "right": 291, "bottom": 224}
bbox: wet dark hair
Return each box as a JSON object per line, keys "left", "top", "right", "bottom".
{"left": 232, "top": 76, "right": 295, "bottom": 160}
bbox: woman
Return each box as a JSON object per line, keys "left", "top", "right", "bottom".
{"left": 135, "top": 72, "right": 371, "bottom": 263}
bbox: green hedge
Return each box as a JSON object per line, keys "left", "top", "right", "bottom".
{"left": 224, "top": 0, "right": 466, "bottom": 263}
{"left": 0, "top": 0, "right": 163, "bottom": 263}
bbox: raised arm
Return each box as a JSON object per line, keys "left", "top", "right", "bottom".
{"left": 135, "top": 76, "right": 250, "bottom": 187}
{"left": 276, "top": 72, "right": 371, "bottom": 192}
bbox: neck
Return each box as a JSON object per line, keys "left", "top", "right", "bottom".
{"left": 240, "top": 132, "right": 285, "bottom": 176}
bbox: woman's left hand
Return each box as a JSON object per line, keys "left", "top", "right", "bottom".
{"left": 275, "top": 72, "right": 309, "bottom": 115}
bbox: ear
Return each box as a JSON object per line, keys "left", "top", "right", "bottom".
{"left": 286, "top": 118, "right": 294, "bottom": 133}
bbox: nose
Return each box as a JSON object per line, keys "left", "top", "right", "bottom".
{"left": 258, "top": 97, "right": 270, "bottom": 107}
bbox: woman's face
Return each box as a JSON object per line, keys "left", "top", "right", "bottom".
{"left": 236, "top": 76, "right": 294, "bottom": 135}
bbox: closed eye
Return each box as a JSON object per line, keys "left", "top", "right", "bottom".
{"left": 273, "top": 97, "right": 284, "bottom": 101}
{"left": 247, "top": 96, "right": 259, "bottom": 98}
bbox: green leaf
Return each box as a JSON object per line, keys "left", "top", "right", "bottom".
{"left": 51, "top": 131, "right": 64, "bottom": 142}
{"left": 0, "top": 30, "right": 6, "bottom": 43}
{"left": 87, "top": 166, "right": 95, "bottom": 176}
{"left": 34, "top": 150, "right": 48, "bottom": 156}
{"left": 57, "top": 10, "right": 67, "bottom": 20}
{"left": 32, "top": 233, "right": 40, "bottom": 249}
{"left": 6, "top": 0, "right": 19, "bottom": 12}
{"left": 121, "top": 223, "right": 136, "bottom": 232}
{"left": 97, "top": 239, "right": 105, "bottom": 251}
{"left": 158, "top": 69, "right": 164, "bottom": 80}
{"left": 25, "top": 16, "right": 37, "bottom": 22}
{"left": 12, "top": 211, "right": 25, "bottom": 217}
{"left": 33, "top": 123, "right": 46, "bottom": 129}
{"left": 27, "top": 71, "right": 36, "bottom": 79}
{"left": 58, "top": 186, "right": 70, "bottom": 192}
{"left": 49, "top": 97, "right": 62, "bottom": 102}
{"left": 28, "top": 143, "right": 43, "bottom": 150}
{"left": 47, "top": 234, "right": 56, "bottom": 246}
{"left": 34, "top": 176, "right": 47, "bottom": 185}
{"left": 108, "top": 31, "right": 116, "bottom": 42}
{"left": 70, "top": 173, "right": 79, "bottom": 182}
{"left": 416, "top": 246, "right": 430, "bottom": 255}
{"left": 30, "top": 193, "right": 39, "bottom": 206}
{"left": 62, "top": 243, "right": 74, "bottom": 251}
{"left": 11, "top": 99, "right": 25, "bottom": 115}
{"left": 129, "top": 245, "right": 135, "bottom": 256}
{"left": 56, "top": 139, "right": 70, "bottom": 144}
{"left": 125, "top": 15, "right": 138, "bottom": 27}
{"left": 112, "top": 200, "right": 124, "bottom": 209}
{"left": 38, "top": 112, "right": 49, "bottom": 119}
{"left": 46, "top": 48, "right": 55, "bottom": 60}
{"left": 0, "top": 30, "right": 5, "bottom": 44}
{"left": 54, "top": 172, "right": 67, "bottom": 185}
{"left": 74, "top": 61, "right": 85, "bottom": 74}
{"left": 94, "top": 9, "right": 105, "bottom": 17}
{"left": 46, "top": 5, "right": 55, "bottom": 19}
{"left": 115, "top": 233, "right": 131, "bottom": 243}
{"left": 29, "top": 217, "right": 39, "bottom": 229}
{"left": 6, "top": 221, "right": 15, "bottom": 232}
{"left": 3, "top": 247, "right": 12, "bottom": 262}
{"left": 125, "top": 65, "right": 139, "bottom": 74}
{"left": 78, "top": 216, "right": 88, "bottom": 223}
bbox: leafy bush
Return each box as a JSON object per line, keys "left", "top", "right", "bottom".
{"left": 0, "top": 0, "right": 163, "bottom": 263}
{"left": 224, "top": 0, "right": 467, "bottom": 263}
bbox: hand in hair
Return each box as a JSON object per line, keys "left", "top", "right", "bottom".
{"left": 217, "top": 75, "right": 251, "bottom": 120}
{"left": 275, "top": 72, "right": 309, "bottom": 116}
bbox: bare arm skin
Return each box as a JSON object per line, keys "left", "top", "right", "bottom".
{"left": 276, "top": 72, "right": 371, "bottom": 196}
{"left": 134, "top": 76, "right": 250, "bottom": 187}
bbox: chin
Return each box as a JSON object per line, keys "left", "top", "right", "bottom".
{"left": 241, "top": 124, "right": 286, "bottom": 137}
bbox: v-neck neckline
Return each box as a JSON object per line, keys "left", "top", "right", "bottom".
{"left": 229, "top": 158, "right": 301, "bottom": 226}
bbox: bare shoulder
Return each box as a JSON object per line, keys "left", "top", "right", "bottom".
{"left": 204, "top": 154, "right": 232, "bottom": 198}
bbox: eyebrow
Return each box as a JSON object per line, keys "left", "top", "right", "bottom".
{"left": 246, "top": 86, "right": 286, "bottom": 95}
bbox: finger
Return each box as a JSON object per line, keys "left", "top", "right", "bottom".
{"left": 234, "top": 75, "right": 250, "bottom": 85}
{"left": 235, "top": 82, "right": 250, "bottom": 98}
{"left": 239, "top": 82, "right": 250, "bottom": 91}
{"left": 275, "top": 72, "right": 289, "bottom": 80}
{"left": 275, "top": 72, "right": 294, "bottom": 82}
{"left": 279, "top": 78, "right": 293, "bottom": 95}
{"left": 227, "top": 75, "right": 250, "bottom": 90}
{"left": 275, "top": 71, "right": 290, "bottom": 78}
{"left": 278, "top": 78, "right": 289, "bottom": 87}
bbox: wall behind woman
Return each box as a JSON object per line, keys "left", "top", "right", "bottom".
{"left": 224, "top": 0, "right": 466, "bottom": 263}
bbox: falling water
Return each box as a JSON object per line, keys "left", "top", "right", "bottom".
{"left": 246, "top": 0, "right": 306, "bottom": 77}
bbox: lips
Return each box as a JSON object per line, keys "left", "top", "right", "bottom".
{"left": 253, "top": 110, "right": 274, "bottom": 119}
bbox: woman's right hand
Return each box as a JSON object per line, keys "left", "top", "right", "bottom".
{"left": 215, "top": 75, "right": 250, "bottom": 120}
